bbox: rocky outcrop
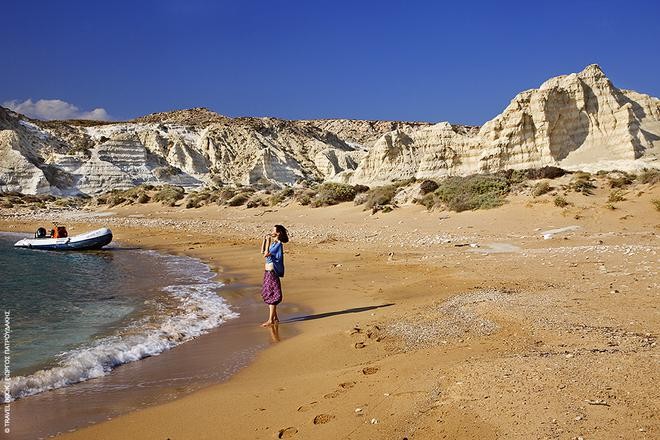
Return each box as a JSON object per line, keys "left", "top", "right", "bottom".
{"left": 478, "top": 64, "right": 659, "bottom": 170}
{"left": 1, "top": 65, "right": 658, "bottom": 194}
{"left": 0, "top": 131, "right": 53, "bottom": 194}
{"left": 345, "top": 65, "right": 660, "bottom": 185}
{"left": 343, "top": 123, "right": 481, "bottom": 185}
{"left": 303, "top": 119, "right": 430, "bottom": 147}
{"left": 0, "top": 105, "right": 421, "bottom": 194}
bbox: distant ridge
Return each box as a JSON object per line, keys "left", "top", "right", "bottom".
{"left": 130, "top": 107, "right": 228, "bottom": 125}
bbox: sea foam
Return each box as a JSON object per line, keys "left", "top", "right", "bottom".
{"left": 5, "top": 251, "right": 238, "bottom": 402}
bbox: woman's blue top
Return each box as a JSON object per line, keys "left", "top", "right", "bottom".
{"left": 266, "top": 241, "right": 285, "bottom": 277}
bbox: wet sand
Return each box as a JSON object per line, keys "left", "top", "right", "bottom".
{"left": 2, "top": 179, "right": 659, "bottom": 439}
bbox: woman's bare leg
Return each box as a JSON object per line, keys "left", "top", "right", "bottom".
{"left": 261, "top": 305, "right": 276, "bottom": 326}
{"left": 273, "top": 305, "right": 279, "bottom": 323}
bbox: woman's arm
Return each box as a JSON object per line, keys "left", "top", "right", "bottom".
{"left": 261, "top": 235, "right": 271, "bottom": 254}
{"left": 263, "top": 236, "right": 272, "bottom": 257}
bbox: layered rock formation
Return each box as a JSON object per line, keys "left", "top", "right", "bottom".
{"left": 0, "top": 106, "right": 427, "bottom": 195}
{"left": 1, "top": 64, "right": 658, "bottom": 194}
{"left": 343, "top": 64, "right": 659, "bottom": 185}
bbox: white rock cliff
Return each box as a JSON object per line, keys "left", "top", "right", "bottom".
{"left": 1, "top": 65, "right": 658, "bottom": 194}
{"left": 344, "top": 65, "right": 659, "bottom": 185}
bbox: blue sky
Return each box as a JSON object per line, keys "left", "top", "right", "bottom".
{"left": 2, "top": 0, "right": 659, "bottom": 124}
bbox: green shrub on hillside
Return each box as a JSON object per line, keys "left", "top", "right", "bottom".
{"left": 311, "top": 182, "right": 357, "bottom": 207}
{"left": 497, "top": 169, "right": 527, "bottom": 185}
{"left": 532, "top": 181, "right": 552, "bottom": 197}
{"left": 38, "top": 194, "right": 57, "bottom": 203}
{"left": 227, "top": 193, "right": 249, "bottom": 206}
{"left": 358, "top": 184, "right": 399, "bottom": 211}
{"left": 152, "top": 185, "right": 185, "bottom": 206}
{"left": 570, "top": 172, "right": 596, "bottom": 195}
{"left": 525, "top": 166, "right": 566, "bottom": 180}
{"left": 419, "top": 180, "right": 439, "bottom": 195}
{"left": 608, "top": 173, "right": 634, "bottom": 188}
{"left": 608, "top": 190, "right": 626, "bottom": 203}
{"left": 433, "top": 174, "right": 510, "bottom": 212}
{"left": 184, "top": 194, "right": 205, "bottom": 208}
{"left": 269, "top": 187, "right": 294, "bottom": 206}
{"left": 247, "top": 195, "right": 269, "bottom": 208}
{"left": 638, "top": 169, "right": 660, "bottom": 185}
{"left": 294, "top": 187, "right": 317, "bottom": 206}
{"left": 107, "top": 195, "right": 127, "bottom": 207}
{"left": 53, "top": 197, "right": 85, "bottom": 208}
{"left": 183, "top": 189, "right": 221, "bottom": 208}
{"left": 137, "top": 193, "right": 151, "bottom": 204}
{"left": 216, "top": 188, "right": 237, "bottom": 204}
{"left": 416, "top": 192, "right": 436, "bottom": 210}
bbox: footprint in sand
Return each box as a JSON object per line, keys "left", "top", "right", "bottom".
{"left": 354, "top": 342, "right": 366, "bottom": 349}
{"left": 313, "top": 414, "right": 336, "bottom": 425}
{"left": 323, "top": 390, "right": 341, "bottom": 399}
{"left": 278, "top": 427, "right": 298, "bottom": 438}
{"left": 324, "top": 382, "right": 356, "bottom": 399}
{"left": 362, "top": 367, "right": 379, "bottom": 375}
{"left": 297, "top": 401, "right": 318, "bottom": 412}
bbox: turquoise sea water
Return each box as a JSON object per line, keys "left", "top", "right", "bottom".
{"left": 0, "top": 231, "right": 237, "bottom": 402}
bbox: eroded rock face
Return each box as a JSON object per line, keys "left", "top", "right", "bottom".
{"left": 1, "top": 65, "right": 658, "bottom": 194}
{"left": 0, "top": 130, "right": 53, "bottom": 194}
{"left": 478, "top": 64, "right": 659, "bottom": 171}
{"left": 344, "top": 122, "right": 481, "bottom": 186}
{"left": 0, "top": 107, "right": 420, "bottom": 194}
{"left": 346, "top": 64, "right": 659, "bottom": 185}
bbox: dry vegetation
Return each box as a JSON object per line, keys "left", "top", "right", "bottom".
{"left": 532, "top": 180, "right": 552, "bottom": 197}
{"left": 0, "top": 192, "right": 87, "bottom": 211}
{"left": 638, "top": 168, "right": 660, "bottom": 185}
{"left": 569, "top": 171, "right": 596, "bottom": 195}
{"left": 1, "top": 167, "right": 658, "bottom": 215}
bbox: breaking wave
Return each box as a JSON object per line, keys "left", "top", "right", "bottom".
{"left": 5, "top": 252, "right": 238, "bottom": 402}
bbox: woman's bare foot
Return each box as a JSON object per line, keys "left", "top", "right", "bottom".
{"left": 261, "top": 321, "right": 274, "bottom": 327}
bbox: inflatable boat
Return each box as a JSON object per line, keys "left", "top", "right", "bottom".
{"left": 14, "top": 227, "right": 113, "bottom": 251}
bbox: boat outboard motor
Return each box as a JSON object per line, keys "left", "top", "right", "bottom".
{"left": 35, "top": 227, "right": 47, "bottom": 238}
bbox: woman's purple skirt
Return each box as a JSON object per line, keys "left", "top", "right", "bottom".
{"left": 262, "top": 270, "right": 282, "bottom": 305}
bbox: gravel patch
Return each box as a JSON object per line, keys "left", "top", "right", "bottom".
{"left": 387, "top": 289, "right": 511, "bottom": 350}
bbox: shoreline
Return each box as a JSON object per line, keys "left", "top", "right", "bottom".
{"left": 1, "top": 190, "right": 658, "bottom": 439}
{"left": 2, "top": 221, "right": 302, "bottom": 440}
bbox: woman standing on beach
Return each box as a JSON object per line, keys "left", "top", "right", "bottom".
{"left": 260, "top": 224, "right": 289, "bottom": 327}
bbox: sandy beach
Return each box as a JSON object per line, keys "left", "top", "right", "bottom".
{"left": 3, "top": 1, "right": 659, "bottom": 438}
{"left": 1, "top": 178, "right": 658, "bottom": 439}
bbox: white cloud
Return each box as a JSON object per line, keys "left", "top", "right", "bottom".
{"left": 1, "top": 98, "right": 111, "bottom": 121}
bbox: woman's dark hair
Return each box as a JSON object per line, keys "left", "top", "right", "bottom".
{"left": 275, "top": 224, "right": 289, "bottom": 243}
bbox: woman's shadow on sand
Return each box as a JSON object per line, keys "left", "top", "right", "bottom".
{"left": 281, "top": 303, "right": 394, "bottom": 323}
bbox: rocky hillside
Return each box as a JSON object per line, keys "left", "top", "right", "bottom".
{"left": 0, "top": 105, "right": 429, "bottom": 195}
{"left": 339, "top": 65, "right": 660, "bottom": 185}
{"left": 1, "top": 65, "right": 658, "bottom": 195}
